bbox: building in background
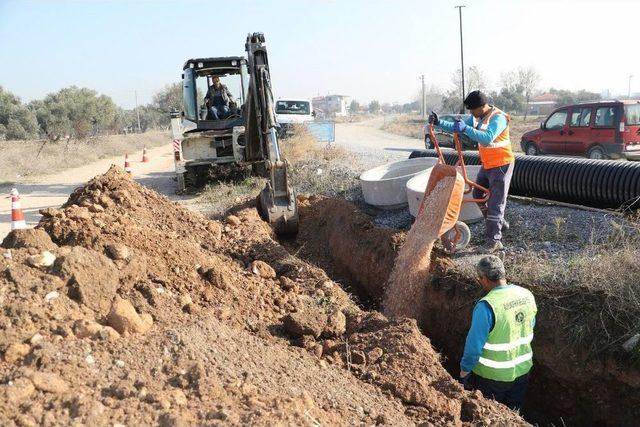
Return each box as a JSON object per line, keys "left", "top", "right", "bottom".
{"left": 527, "top": 93, "right": 558, "bottom": 116}
{"left": 312, "top": 94, "right": 351, "bottom": 118}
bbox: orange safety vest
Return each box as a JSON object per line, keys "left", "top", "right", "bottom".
{"left": 474, "top": 106, "right": 514, "bottom": 169}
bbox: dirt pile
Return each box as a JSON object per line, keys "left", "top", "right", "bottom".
{"left": 0, "top": 166, "right": 525, "bottom": 425}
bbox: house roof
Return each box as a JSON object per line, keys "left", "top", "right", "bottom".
{"left": 531, "top": 93, "right": 558, "bottom": 102}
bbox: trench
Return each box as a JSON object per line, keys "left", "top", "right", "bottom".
{"left": 283, "top": 196, "right": 640, "bottom": 426}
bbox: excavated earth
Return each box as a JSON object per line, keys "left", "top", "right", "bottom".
{"left": 0, "top": 166, "right": 526, "bottom": 426}
{"left": 291, "top": 196, "right": 640, "bottom": 426}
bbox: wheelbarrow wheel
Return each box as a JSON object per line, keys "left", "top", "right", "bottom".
{"left": 441, "top": 221, "right": 471, "bottom": 253}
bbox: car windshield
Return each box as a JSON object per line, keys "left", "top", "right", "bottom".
{"left": 625, "top": 104, "right": 640, "bottom": 125}
{"left": 276, "top": 101, "right": 310, "bottom": 115}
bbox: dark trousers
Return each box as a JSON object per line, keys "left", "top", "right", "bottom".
{"left": 472, "top": 162, "right": 514, "bottom": 243}
{"left": 464, "top": 372, "right": 530, "bottom": 411}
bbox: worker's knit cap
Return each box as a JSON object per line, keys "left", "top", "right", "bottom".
{"left": 476, "top": 255, "right": 506, "bottom": 281}
{"left": 464, "top": 90, "right": 488, "bottom": 110}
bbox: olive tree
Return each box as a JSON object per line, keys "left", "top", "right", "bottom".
{"left": 0, "top": 86, "right": 39, "bottom": 140}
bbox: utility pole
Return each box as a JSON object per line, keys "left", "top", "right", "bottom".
{"left": 628, "top": 75, "right": 634, "bottom": 99}
{"left": 134, "top": 91, "right": 142, "bottom": 133}
{"left": 420, "top": 75, "right": 426, "bottom": 119}
{"left": 455, "top": 5, "right": 466, "bottom": 113}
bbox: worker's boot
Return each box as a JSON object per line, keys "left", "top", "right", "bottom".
{"left": 478, "top": 240, "right": 504, "bottom": 254}
{"left": 501, "top": 219, "right": 510, "bottom": 232}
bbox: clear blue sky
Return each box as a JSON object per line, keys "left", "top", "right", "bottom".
{"left": 1, "top": 0, "right": 638, "bottom": 108}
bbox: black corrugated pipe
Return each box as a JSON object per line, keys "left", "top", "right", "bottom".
{"left": 408, "top": 150, "right": 640, "bottom": 210}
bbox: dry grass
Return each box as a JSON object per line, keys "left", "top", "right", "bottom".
{"left": 380, "top": 114, "right": 543, "bottom": 152}
{"left": 0, "top": 131, "right": 169, "bottom": 184}
{"left": 200, "top": 126, "right": 357, "bottom": 216}
{"left": 505, "top": 220, "right": 640, "bottom": 357}
{"left": 281, "top": 126, "right": 359, "bottom": 200}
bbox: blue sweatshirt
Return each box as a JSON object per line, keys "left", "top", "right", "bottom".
{"left": 460, "top": 284, "right": 536, "bottom": 373}
{"left": 436, "top": 111, "right": 508, "bottom": 147}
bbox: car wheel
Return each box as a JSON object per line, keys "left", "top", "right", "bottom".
{"left": 587, "top": 146, "right": 606, "bottom": 160}
{"left": 424, "top": 135, "right": 433, "bottom": 150}
{"left": 525, "top": 142, "right": 539, "bottom": 156}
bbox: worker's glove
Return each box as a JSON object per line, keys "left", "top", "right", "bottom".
{"left": 428, "top": 111, "right": 439, "bottom": 126}
{"left": 454, "top": 118, "right": 467, "bottom": 133}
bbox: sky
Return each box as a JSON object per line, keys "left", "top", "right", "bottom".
{"left": 1, "top": 0, "right": 639, "bottom": 109}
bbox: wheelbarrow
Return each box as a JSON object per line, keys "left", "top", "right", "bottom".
{"left": 416, "top": 124, "right": 490, "bottom": 252}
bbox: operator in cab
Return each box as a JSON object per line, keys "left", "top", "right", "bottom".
{"left": 205, "top": 76, "right": 235, "bottom": 120}
{"left": 429, "top": 90, "right": 514, "bottom": 253}
{"left": 460, "top": 255, "right": 537, "bottom": 411}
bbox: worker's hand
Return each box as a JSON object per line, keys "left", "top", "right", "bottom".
{"left": 428, "top": 111, "right": 439, "bottom": 126}
{"left": 460, "top": 370, "right": 469, "bottom": 378}
{"left": 454, "top": 118, "right": 467, "bottom": 133}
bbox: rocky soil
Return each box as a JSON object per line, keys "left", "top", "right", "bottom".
{"left": 0, "top": 166, "right": 526, "bottom": 426}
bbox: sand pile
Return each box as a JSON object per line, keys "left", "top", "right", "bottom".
{"left": 0, "top": 166, "right": 525, "bottom": 425}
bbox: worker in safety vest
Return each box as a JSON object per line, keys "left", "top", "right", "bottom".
{"left": 460, "top": 255, "right": 537, "bottom": 411}
{"left": 429, "top": 90, "right": 514, "bottom": 253}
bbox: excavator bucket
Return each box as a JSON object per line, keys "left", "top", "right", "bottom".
{"left": 256, "top": 160, "right": 299, "bottom": 235}
{"left": 418, "top": 163, "right": 465, "bottom": 237}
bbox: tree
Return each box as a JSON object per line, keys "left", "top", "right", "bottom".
{"left": 152, "top": 82, "right": 182, "bottom": 113}
{"left": 148, "top": 82, "right": 182, "bottom": 128}
{"left": 413, "top": 85, "right": 443, "bottom": 116}
{"left": 0, "top": 86, "right": 39, "bottom": 140}
{"left": 30, "top": 86, "right": 120, "bottom": 140}
{"left": 517, "top": 67, "right": 540, "bottom": 119}
{"left": 349, "top": 99, "right": 360, "bottom": 114}
{"left": 549, "top": 88, "right": 601, "bottom": 107}
{"left": 442, "top": 66, "right": 488, "bottom": 113}
{"left": 368, "top": 100, "right": 380, "bottom": 113}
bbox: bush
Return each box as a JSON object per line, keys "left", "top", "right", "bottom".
{"left": 0, "top": 86, "right": 39, "bottom": 140}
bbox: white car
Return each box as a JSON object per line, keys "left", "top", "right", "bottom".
{"left": 276, "top": 99, "right": 314, "bottom": 135}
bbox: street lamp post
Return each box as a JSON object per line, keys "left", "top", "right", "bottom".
{"left": 455, "top": 5, "right": 466, "bottom": 113}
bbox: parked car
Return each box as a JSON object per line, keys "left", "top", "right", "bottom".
{"left": 520, "top": 100, "right": 640, "bottom": 160}
{"left": 275, "top": 98, "right": 314, "bottom": 137}
{"left": 425, "top": 114, "right": 477, "bottom": 150}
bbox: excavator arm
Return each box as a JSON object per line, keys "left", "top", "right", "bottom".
{"left": 244, "top": 32, "right": 299, "bottom": 235}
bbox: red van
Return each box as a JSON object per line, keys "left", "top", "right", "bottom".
{"left": 521, "top": 100, "right": 640, "bottom": 160}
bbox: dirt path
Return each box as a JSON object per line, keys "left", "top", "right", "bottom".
{"left": 0, "top": 144, "right": 196, "bottom": 240}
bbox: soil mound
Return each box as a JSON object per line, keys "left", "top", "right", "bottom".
{"left": 0, "top": 166, "right": 525, "bottom": 425}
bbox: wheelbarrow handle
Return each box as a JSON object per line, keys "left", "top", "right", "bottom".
{"left": 453, "top": 132, "right": 490, "bottom": 204}
{"left": 427, "top": 124, "right": 446, "bottom": 165}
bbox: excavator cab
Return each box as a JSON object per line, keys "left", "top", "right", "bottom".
{"left": 181, "top": 57, "right": 248, "bottom": 131}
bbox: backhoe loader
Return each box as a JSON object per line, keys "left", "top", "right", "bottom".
{"left": 170, "top": 32, "right": 298, "bottom": 235}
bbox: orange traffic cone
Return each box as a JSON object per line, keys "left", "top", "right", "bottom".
{"left": 10, "top": 188, "right": 26, "bottom": 230}
{"left": 124, "top": 154, "right": 132, "bottom": 174}
{"left": 141, "top": 146, "right": 149, "bottom": 163}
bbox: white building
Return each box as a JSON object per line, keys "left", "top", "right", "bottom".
{"left": 312, "top": 94, "right": 351, "bottom": 117}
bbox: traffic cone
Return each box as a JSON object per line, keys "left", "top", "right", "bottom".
{"left": 141, "top": 146, "right": 149, "bottom": 163}
{"left": 10, "top": 188, "right": 26, "bottom": 230}
{"left": 124, "top": 154, "right": 132, "bottom": 174}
